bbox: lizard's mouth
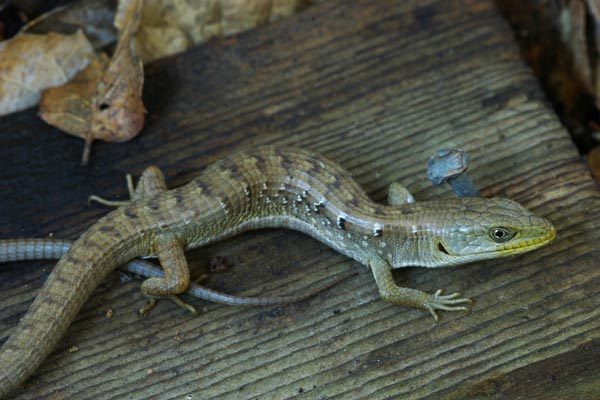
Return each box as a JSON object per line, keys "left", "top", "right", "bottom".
{"left": 437, "top": 241, "right": 450, "bottom": 255}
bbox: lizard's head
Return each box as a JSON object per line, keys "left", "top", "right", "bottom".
{"left": 431, "top": 198, "right": 555, "bottom": 266}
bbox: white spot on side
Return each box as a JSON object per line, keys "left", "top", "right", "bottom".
{"left": 373, "top": 223, "right": 383, "bottom": 237}
{"left": 313, "top": 202, "right": 324, "bottom": 212}
{"left": 220, "top": 201, "right": 229, "bottom": 216}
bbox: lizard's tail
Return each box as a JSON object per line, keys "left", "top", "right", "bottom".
{"left": 0, "top": 212, "right": 138, "bottom": 398}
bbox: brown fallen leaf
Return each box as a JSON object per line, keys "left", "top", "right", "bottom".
{"left": 40, "top": 0, "right": 145, "bottom": 165}
{"left": 131, "top": 0, "right": 311, "bottom": 63}
{"left": 36, "top": 0, "right": 305, "bottom": 162}
{"left": 0, "top": 31, "right": 95, "bottom": 116}
{"left": 22, "top": 0, "right": 311, "bottom": 64}
{"left": 39, "top": 54, "right": 110, "bottom": 141}
{"left": 88, "top": 0, "right": 146, "bottom": 162}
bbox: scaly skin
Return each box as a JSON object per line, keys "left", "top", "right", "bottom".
{"left": 0, "top": 146, "right": 555, "bottom": 397}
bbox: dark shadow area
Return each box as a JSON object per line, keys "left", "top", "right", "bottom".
{"left": 496, "top": 0, "right": 600, "bottom": 154}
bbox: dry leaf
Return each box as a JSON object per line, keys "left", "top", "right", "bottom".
{"left": 22, "top": 0, "right": 118, "bottom": 50}
{"left": 36, "top": 0, "right": 303, "bottom": 162}
{"left": 0, "top": 31, "right": 95, "bottom": 116}
{"left": 90, "top": 0, "right": 145, "bottom": 153}
{"left": 39, "top": 0, "right": 145, "bottom": 165}
{"left": 130, "top": 0, "right": 311, "bottom": 63}
{"left": 39, "top": 54, "right": 110, "bottom": 140}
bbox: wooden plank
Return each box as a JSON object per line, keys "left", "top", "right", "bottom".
{"left": 1, "top": 0, "right": 599, "bottom": 398}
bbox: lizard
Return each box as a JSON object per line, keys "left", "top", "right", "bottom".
{"left": 0, "top": 146, "right": 555, "bottom": 397}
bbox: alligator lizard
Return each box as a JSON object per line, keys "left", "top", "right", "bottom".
{"left": 0, "top": 146, "right": 555, "bottom": 397}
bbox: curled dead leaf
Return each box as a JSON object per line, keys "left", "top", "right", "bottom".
{"left": 91, "top": 0, "right": 145, "bottom": 143}
{"left": 39, "top": 54, "right": 110, "bottom": 141}
{"left": 0, "top": 31, "right": 95, "bottom": 116}
{"left": 32, "top": 0, "right": 308, "bottom": 163}
{"left": 39, "top": 0, "right": 145, "bottom": 165}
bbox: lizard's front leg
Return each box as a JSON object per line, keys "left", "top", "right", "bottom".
{"left": 387, "top": 182, "right": 415, "bottom": 205}
{"left": 368, "top": 257, "right": 471, "bottom": 320}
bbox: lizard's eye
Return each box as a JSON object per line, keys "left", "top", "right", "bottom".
{"left": 489, "top": 227, "right": 515, "bottom": 243}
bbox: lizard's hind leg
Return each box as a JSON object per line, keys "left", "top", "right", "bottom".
{"left": 127, "top": 167, "right": 197, "bottom": 315}
{"left": 139, "top": 233, "right": 196, "bottom": 316}
{"left": 90, "top": 167, "right": 196, "bottom": 315}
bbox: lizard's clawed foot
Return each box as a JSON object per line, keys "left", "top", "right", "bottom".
{"left": 139, "top": 299, "right": 157, "bottom": 317}
{"left": 422, "top": 289, "right": 472, "bottom": 321}
{"left": 168, "top": 295, "right": 198, "bottom": 314}
{"left": 139, "top": 295, "right": 197, "bottom": 317}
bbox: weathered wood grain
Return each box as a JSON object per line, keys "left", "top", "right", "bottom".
{"left": 1, "top": 0, "right": 599, "bottom": 398}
